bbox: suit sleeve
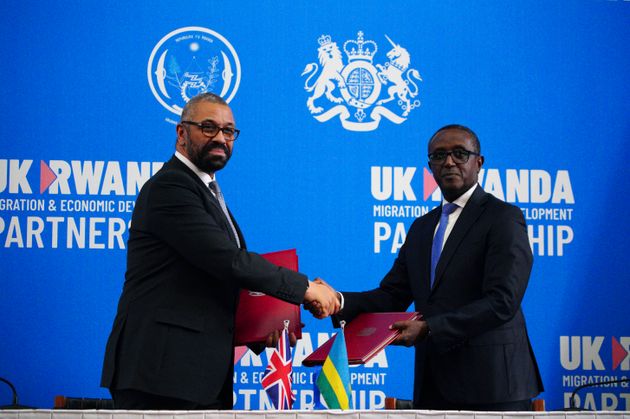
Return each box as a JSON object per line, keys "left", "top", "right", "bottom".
{"left": 426, "top": 205, "right": 533, "bottom": 349}
{"left": 338, "top": 240, "right": 414, "bottom": 323}
{"left": 143, "top": 170, "right": 308, "bottom": 304}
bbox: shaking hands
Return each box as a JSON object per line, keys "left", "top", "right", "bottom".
{"left": 303, "top": 277, "right": 341, "bottom": 319}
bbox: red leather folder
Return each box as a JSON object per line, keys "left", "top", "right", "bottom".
{"left": 234, "top": 249, "right": 302, "bottom": 345}
{"left": 302, "top": 312, "right": 420, "bottom": 366}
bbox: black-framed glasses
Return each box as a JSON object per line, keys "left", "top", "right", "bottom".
{"left": 428, "top": 148, "right": 479, "bottom": 164}
{"left": 181, "top": 121, "right": 240, "bottom": 141}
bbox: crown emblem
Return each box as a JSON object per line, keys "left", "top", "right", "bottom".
{"left": 343, "top": 31, "right": 377, "bottom": 62}
{"left": 318, "top": 34, "right": 332, "bottom": 46}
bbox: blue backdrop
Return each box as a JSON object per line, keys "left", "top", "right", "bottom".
{"left": 1, "top": 0, "right": 629, "bottom": 411}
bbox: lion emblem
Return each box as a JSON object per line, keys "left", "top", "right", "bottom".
{"left": 301, "top": 36, "right": 345, "bottom": 114}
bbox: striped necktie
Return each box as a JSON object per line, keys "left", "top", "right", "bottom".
{"left": 208, "top": 180, "right": 241, "bottom": 248}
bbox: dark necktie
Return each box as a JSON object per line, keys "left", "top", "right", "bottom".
{"left": 208, "top": 180, "right": 241, "bottom": 248}
{"left": 430, "top": 203, "right": 458, "bottom": 287}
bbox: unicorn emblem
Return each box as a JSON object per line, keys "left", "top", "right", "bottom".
{"left": 376, "top": 35, "right": 422, "bottom": 117}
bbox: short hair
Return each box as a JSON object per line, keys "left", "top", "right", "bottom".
{"left": 180, "top": 92, "right": 228, "bottom": 122}
{"left": 428, "top": 124, "right": 481, "bottom": 154}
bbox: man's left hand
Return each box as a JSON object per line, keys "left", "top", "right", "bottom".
{"left": 390, "top": 319, "right": 430, "bottom": 346}
{"left": 265, "top": 329, "right": 298, "bottom": 348}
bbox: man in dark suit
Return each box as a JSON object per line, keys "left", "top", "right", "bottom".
{"left": 101, "top": 93, "right": 339, "bottom": 410}
{"left": 331, "top": 124, "right": 543, "bottom": 410}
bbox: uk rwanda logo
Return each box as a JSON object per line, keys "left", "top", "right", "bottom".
{"left": 302, "top": 31, "right": 422, "bottom": 132}
{"left": 147, "top": 26, "right": 241, "bottom": 118}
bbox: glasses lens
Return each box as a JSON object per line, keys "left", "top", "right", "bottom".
{"left": 201, "top": 124, "right": 220, "bottom": 138}
{"left": 221, "top": 128, "right": 236, "bottom": 140}
{"left": 451, "top": 149, "right": 470, "bottom": 163}
{"left": 430, "top": 151, "right": 446, "bottom": 162}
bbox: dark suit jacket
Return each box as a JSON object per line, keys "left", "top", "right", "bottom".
{"left": 340, "top": 185, "right": 543, "bottom": 407}
{"left": 101, "top": 156, "right": 308, "bottom": 407}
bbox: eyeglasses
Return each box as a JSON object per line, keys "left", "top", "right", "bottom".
{"left": 181, "top": 121, "right": 240, "bottom": 141}
{"left": 428, "top": 148, "right": 480, "bottom": 164}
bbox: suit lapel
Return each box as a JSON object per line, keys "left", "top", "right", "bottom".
{"left": 167, "top": 156, "right": 221, "bottom": 209}
{"left": 226, "top": 207, "right": 246, "bottom": 249}
{"left": 168, "top": 156, "right": 242, "bottom": 247}
{"left": 433, "top": 186, "right": 488, "bottom": 289}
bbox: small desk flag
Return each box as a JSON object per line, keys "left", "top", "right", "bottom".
{"left": 316, "top": 322, "right": 353, "bottom": 409}
{"left": 261, "top": 321, "right": 295, "bottom": 409}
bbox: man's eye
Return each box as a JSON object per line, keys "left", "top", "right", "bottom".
{"left": 432, "top": 152, "right": 447, "bottom": 160}
{"left": 452, "top": 150, "right": 468, "bottom": 159}
{"left": 201, "top": 124, "right": 218, "bottom": 131}
{"left": 223, "top": 128, "right": 235, "bottom": 135}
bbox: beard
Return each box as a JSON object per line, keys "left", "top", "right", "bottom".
{"left": 186, "top": 139, "right": 231, "bottom": 174}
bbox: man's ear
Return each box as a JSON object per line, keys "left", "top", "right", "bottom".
{"left": 477, "top": 155, "right": 485, "bottom": 172}
{"left": 176, "top": 124, "right": 186, "bottom": 147}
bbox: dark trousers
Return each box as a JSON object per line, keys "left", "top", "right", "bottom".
{"left": 417, "top": 361, "right": 532, "bottom": 411}
{"left": 111, "top": 388, "right": 223, "bottom": 410}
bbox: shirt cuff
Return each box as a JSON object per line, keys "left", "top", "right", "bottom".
{"left": 337, "top": 291, "right": 345, "bottom": 311}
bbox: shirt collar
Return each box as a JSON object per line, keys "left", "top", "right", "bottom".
{"left": 174, "top": 151, "right": 215, "bottom": 186}
{"left": 442, "top": 183, "right": 478, "bottom": 209}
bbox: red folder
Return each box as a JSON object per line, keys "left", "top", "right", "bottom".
{"left": 302, "top": 312, "right": 420, "bottom": 366}
{"left": 234, "top": 249, "right": 302, "bottom": 345}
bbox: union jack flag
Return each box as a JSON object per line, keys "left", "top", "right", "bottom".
{"left": 261, "top": 326, "right": 295, "bottom": 409}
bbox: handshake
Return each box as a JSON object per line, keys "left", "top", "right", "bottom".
{"left": 260, "top": 278, "right": 340, "bottom": 349}
{"left": 303, "top": 278, "right": 341, "bottom": 319}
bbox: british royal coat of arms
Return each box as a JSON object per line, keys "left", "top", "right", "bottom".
{"left": 302, "top": 31, "right": 422, "bottom": 132}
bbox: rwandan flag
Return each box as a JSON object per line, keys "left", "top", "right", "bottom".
{"left": 316, "top": 326, "right": 353, "bottom": 409}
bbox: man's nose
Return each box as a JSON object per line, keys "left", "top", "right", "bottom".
{"left": 443, "top": 152, "right": 456, "bottom": 166}
{"left": 212, "top": 130, "right": 227, "bottom": 144}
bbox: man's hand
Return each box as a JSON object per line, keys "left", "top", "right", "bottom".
{"left": 303, "top": 277, "right": 340, "bottom": 319}
{"left": 390, "top": 319, "right": 430, "bottom": 346}
{"left": 265, "top": 329, "right": 299, "bottom": 348}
